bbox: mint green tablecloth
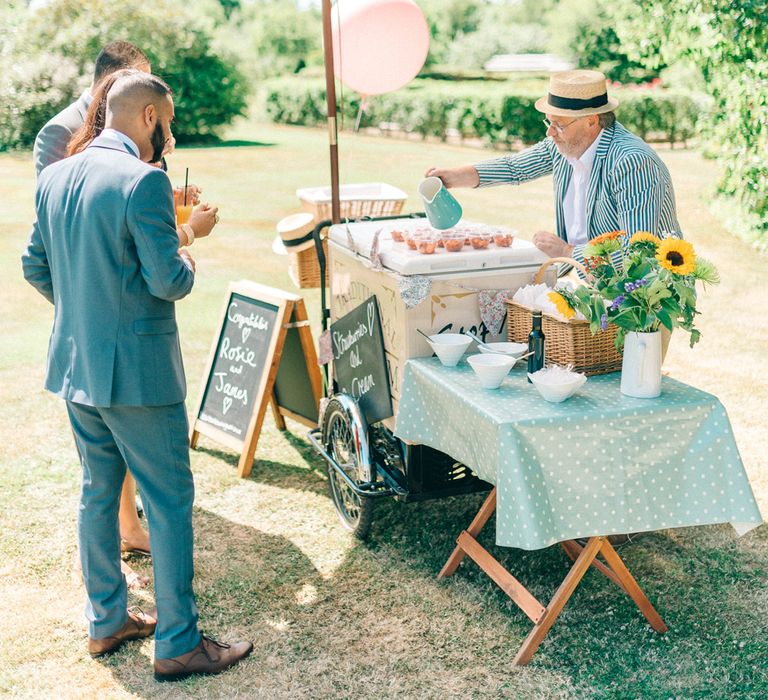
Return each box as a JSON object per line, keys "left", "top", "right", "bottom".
{"left": 394, "top": 358, "right": 763, "bottom": 550}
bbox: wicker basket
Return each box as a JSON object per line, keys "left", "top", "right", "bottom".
{"left": 297, "top": 183, "right": 407, "bottom": 222}
{"left": 288, "top": 236, "right": 329, "bottom": 289}
{"left": 506, "top": 257, "right": 622, "bottom": 376}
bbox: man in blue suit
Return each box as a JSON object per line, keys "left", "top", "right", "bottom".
{"left": 22, "top": 71, "right": 252, "bottom": 681}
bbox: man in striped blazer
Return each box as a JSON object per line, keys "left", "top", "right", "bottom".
{"left": 427, "top": 70, "right": 682, "bottom": 268}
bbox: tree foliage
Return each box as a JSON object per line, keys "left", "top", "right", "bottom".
{"left": 217, "top": 0, "right": 241, "bottom": 20}
{"left": 420, "top": 0, "right": 555, "bottom": 69}
{"left": 547, "top": 0, "right": 660, "bottom": 83}
{"left": 445, "top": 20, "right": 549, "bottom": 70}
{"left": 418, "top": 0, "right": 484, "bottom": 66}
{"left": 234, "top": 1, "right": 322, "bottom": 81}
{"left": 0, "top": 52, "right": 83, "bottom": 152}
{"left": 615, "top": 0, "right": 768, "bottom": 248}
{"left": 0, "top": 0, "right": 248, "bottom": 148}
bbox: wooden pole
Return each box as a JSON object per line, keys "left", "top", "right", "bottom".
{"left": 322, "top": 0, "right": 341, "bottom": 224}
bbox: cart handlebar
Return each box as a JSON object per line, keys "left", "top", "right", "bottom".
{"left": 313, "top": 212, "right": 426, "bottom": 333}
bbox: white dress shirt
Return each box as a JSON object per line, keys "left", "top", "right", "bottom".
{"left": 563, "top": 130, "right": 602, "bottom": 247}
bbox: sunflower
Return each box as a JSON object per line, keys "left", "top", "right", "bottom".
{"left": 548, "top": 291, "right": 576, "bottom": 319}
{"left": 656, "top": 238, "right": 696, "bottom": 275}
{"left": 629, "top": 231, "right": 660, "bottom": 246}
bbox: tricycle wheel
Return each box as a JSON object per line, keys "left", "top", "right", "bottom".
{"left": 322, "top": 398, "right": 375, "bottom": 539}
{"left": 327, "top": 461, "right": 375, "bottom": 539}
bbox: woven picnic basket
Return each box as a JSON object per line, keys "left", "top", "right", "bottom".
{"left": 302, "top": 198, "right": 405, "bottom": 222}
{"left": 289, "top": 236, "right": 329, "bottom": 289}
{"left": 291, "top": 184, "right": 406, "bottom": 288}
{"left": 506, "top": 257, "right": 622, "bottom": 376}
{"left": 297, "top": 183, "right": 406, "bottom": 222}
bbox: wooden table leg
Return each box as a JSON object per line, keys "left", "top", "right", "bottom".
{"left": 438, "top": 487, "right": 497, "bottom": 579}
{"left": 513, "top": 536, "right": 604, "bottom": 666}
{"left": 439, "top": 495, "right": 667, "bottom": 666}
{"left": 599, "top": 539, "right": 668, "bottom": 633}
{"left": 455, "top": 530, "right": 546, "bottom": 623}
{"left": 561, "top": 540, "right": 628, "bottom": 594}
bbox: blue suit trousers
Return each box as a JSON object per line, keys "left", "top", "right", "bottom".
{"left": 66, "top": 401, "right": 200, "bottom": 659}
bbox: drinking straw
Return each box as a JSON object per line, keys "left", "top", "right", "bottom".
{"left": 183, "top": 167, "right": 189, "bottom": 206}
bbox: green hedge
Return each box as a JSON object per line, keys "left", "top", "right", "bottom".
{"left": 263, "top": 78, "right": 709, "bottom": 148}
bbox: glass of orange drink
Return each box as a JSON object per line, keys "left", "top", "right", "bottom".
{"left": 176, "top": 185, "right": 193, "bottom": 224}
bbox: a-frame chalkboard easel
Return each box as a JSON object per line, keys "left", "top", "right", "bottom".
{"left": 189, "top": 281, "right": 322, "bottom": 478}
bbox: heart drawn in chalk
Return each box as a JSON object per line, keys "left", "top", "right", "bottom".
{"left": 367, "top": 301, "right": 375, "bottom": 336}
{"left": 242, "top": 327, "right": 251, "bottom": 343}
{"left": 223, "top": 396, "right": 233, "bottom": 415}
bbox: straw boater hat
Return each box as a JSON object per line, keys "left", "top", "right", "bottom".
{"left": 534, "top": 70, "right": 619, "bottom": 118}
{"left": 272, "top": 212, "right": 316, "bottom": 255}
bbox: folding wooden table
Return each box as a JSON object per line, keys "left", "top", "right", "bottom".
{"left": 438, "top": 487, "right": 667, "bottom": 665}
{"left": 394, "top": 358, "right": 762, "bottom": 665}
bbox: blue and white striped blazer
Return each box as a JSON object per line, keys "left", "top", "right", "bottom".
{"left": 474, "top": 122, "right": 683, "bottom": 266}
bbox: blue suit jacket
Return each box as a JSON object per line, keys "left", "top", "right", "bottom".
{"left": 22, "top": 133, "right": 194, "bottom": 407}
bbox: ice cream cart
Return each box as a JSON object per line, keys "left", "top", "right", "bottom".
{"left": 307, "top": 216, "right": 553, "bottom": 537}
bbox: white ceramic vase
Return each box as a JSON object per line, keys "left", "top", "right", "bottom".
{"left": 620, "top": 331, "right": 662, "bottom": 399}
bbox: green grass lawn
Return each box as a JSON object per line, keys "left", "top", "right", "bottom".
{"left": 1, "top": 118, "right": 766, "bottom": 699}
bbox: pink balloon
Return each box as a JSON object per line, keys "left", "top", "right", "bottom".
{"left": 331, "top": 0, "right": 430, "bottom": 96}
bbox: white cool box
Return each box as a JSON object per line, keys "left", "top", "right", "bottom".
{"left": 328, "top": 219, "right": 553, "bottom": 429}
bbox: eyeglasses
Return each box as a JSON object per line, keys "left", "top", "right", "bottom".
{"left": 542, "top": 117, "right": 580, "bottom": 135}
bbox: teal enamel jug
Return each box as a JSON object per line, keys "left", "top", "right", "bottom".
{"left": 418, "top": 176, "right": 463, "bottom": 230}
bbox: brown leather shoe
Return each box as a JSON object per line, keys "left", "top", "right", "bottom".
{"left": 88, "top": 607, "right": 157, "bottom": 657}
{"left": 154, "top": 634, "right": 253, "bottom": 682}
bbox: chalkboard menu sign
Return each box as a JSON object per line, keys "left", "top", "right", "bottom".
{"left": 190, "top": 281, "right": 321, "bottom": 478}
{"left": 197, "top": 292, "right": 279, "bottom": 440}
{"left": 331, "top": 295, "right": 392, "bottom": 424}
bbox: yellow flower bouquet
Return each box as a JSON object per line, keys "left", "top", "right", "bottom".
{"left": 552, "top": 231, "right": 720, "bottom": 349}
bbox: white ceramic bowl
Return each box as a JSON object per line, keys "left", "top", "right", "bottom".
{"left": 426, "top": 333, "right": 473, "bottom": 367}
{"left": 527, "top": 370, "right": 587, "bottom": 403}
{"left": 467, "top": 353, "right": 517, "bottom": 389}
{"left": 478, "top": 341, "right": 528, "bottom": 358}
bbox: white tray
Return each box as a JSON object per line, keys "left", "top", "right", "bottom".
{"left": 329, "top": 218, "right": 548, "bottom": 276}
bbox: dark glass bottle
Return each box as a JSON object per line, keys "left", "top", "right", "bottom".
{"left": 527, "top": 311, "right": 545, "bottom": 382}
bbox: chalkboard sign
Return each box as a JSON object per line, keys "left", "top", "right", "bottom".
{"left": 331, "top": 295, "right": 393, "bottom": 424}
{"left": 272, "top": 303, "right": 322, "bottom": 428}
{"left": 190, "top": 281, "right": 320, "bottom": 478}
{"left": 197, "top": 292, "right": 279, "bottom": 440}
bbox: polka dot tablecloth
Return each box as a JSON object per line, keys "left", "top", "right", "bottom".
{"left": 394, "top": 357, "right": 764, "bottom": 550}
